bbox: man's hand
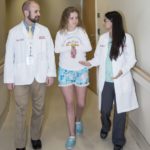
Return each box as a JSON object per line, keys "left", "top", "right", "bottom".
{"left": 79, "top": 61, "right": 91, "bottom": 67}
{"left": 6, "top": 83, "right": 14, "bottom": 90}
{"left": 46, "top": 77, "right": 54, "bottom": 86}
{"left": 71, "top": 46, "right": 77, "bottom": 58}
{"left": 112, "top": 70, "right": 123, "bottom": 80}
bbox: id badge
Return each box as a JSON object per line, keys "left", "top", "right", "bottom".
{"left": 26, "top": 56, "right": 34, "bottom": 65}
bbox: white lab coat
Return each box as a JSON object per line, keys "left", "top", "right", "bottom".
{"left": 4, "top": 21, "right": 56, "bottom": 85}
{"left": 89, "top": 32, "right": 139, "bottom": 113}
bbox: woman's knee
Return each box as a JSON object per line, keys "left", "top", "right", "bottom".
{"left": 77, "top": 101, "right": 85, "bottom": 109}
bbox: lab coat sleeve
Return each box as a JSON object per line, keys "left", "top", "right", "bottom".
{"left": 121, "top": 35, "right": 137, "bottom": 76}
{"left": 88, "top": 36, "right": 102, "bottom": 67}
{"left": 76, "top": 30, "right": 92, "bottom": 52}
{"left": 4, "top": 30, "right": 15, "bottom": 83}
{"left": 46, "top": 28, "right": 56, "bottom": 77}
{"left": 55, "top": 31, "right": 71, "bottom": 53}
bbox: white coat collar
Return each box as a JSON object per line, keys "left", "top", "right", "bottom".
{"left": 103, "top": 32, "right": 111, "bottom": 43}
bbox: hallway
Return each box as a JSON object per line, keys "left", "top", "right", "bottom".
{"left": 0, "top": 0, "right": 150, "bottom": 149}
{"left": 0, "top": 83, "right": 144, "bottom": 150}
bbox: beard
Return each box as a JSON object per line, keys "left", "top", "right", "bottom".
{"left": 28, "top": 11, "right": 40, "bottom": 23}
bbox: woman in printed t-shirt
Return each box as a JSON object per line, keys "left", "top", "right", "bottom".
{"left": 55, "top": 6, "right": 92, "bottom": 150}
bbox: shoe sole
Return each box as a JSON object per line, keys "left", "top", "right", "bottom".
{"left": 66, "top": 146, "right": 75, "bottom": 150}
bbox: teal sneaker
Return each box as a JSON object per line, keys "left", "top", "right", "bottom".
{"left": 76, "top": 121, "right": 83, "bottom": 135}
{"left": 65, "top": 136, "right": 76, "bottom": 150}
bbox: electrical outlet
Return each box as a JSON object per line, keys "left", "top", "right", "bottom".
{"left": 97, "top": 13, "right": 101, "bottom": 18}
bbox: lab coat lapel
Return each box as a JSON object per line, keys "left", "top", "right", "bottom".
{"left": 21, "top": 21, "right": 29, "bottom": 38}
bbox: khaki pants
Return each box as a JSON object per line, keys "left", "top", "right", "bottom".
{"left": 14, "top": 80, "right": 46, "bottom": 148}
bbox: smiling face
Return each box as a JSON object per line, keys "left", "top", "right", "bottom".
{"left": 24, "top": 2, "right": 40, "bottom": 24}
{"left": 67, "top": 12, "right": 79, "bottom": 31}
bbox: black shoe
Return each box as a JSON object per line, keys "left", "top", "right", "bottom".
{"left": 31, "top": 139, "right": 42, "bottom": 149}
{"left": 16, "top": 148, "right": 26, "bottom": 150}
{"left": 114, "top": 144, "right": 123, "bottom": 150}
{"left": 100, "top": 129, "right": 108, "bottom": 139}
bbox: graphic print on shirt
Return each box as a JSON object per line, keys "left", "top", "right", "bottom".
{"left": 64, "top": 36, "right": 81, "bottom": 47}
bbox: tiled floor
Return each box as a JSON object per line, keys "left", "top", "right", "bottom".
{"left": 0, "top": 83, "right": 144, "bottom": 150}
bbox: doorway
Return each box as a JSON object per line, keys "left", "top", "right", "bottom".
{"left": 82, "top": 0, "right": 97, "bottom": 93}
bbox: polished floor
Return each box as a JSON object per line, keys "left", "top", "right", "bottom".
{"left": 0, "top": 83, "right": 144, "bottom": 150}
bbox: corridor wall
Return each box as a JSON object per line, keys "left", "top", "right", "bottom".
{"left": 0, "top": 0, "right": 6, "bottom": 60}
{"left": 0, "top": 0, "right": 10, "bottom": 130}
{"left": 5, "top": 0, "right": 25, "bottom": 30}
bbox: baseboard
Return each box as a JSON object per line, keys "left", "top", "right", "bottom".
{"left": 128, "top": 119, "right": 150, "bottom": 150}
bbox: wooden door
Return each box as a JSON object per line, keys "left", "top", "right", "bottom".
{"left": 82, "top": 0, "right": 97, "bottom": 93}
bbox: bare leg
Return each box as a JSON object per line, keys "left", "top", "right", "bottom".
{"left": 61, "top": 85, "right": 75, "bottom": 136}
{"left": 75, "top": 86, "right": 87, "bottom": 122}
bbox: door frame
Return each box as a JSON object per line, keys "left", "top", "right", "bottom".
{"left": 81, "top": 0, "right": 98, "bottom": 42}
{"left": 81, "top": 0, "right": 99, "bottom": 94}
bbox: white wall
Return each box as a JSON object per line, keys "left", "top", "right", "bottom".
{"left": 97, "top": 0, "right": 150, "bottom": 74}
{"left": 131, "top": 83, "right": 150, "bottom": 143}
{"left": 96, "top": 0, "right": 150, "bottom": 144}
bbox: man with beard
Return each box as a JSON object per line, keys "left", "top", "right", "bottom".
{"left": 4, "top": 0, "right": 56, "bottom": 150}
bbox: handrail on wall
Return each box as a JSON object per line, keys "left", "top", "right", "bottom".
{"left": 133, "top": 66, "right": 150, "bottom": 82}
{"left": 132, "top": 66, "right": 150, "bottom": 92}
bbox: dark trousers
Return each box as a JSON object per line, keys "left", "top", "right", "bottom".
{"left": 101, "top": 82, "right": 126, "bottom": 146}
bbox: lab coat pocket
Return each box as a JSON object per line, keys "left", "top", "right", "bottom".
{"left": 120, "top": 73, "right": 132, "bottom": 93}
{"left": 37, "top": 37, "right": 47, "bottom": 59}
{"left": 39, "top": 36, "right": 47, "bottom": 51}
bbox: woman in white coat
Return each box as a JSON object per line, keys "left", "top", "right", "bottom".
{"left": 80, "top": 11, "right": 139, "bottom": 150}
